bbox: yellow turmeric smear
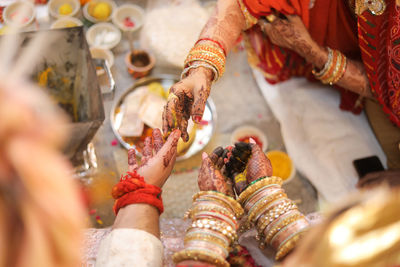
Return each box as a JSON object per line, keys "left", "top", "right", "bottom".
{"left": 37, "top": 67, "right": 53, "bottom": 87}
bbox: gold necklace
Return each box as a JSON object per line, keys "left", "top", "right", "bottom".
{"left": 355, "top": 0, "right": 386, "bottom": 16}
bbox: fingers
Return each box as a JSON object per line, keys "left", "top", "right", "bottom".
{"left": 246, "top": 143, "right": 273, "bottom": 183}
{"left": 191, "top": 85, "right": 210, "bottom": 123}
{"left": 158, "top": 129, "right": 180, "bottom": 168}
{"left": 141, "top": 136, "right": 153, "bottom": 166}
{"left": 152, "top": 128, "right": 164, "bottom": 153}
{"left": 128, "top": 148, "right": 138, "bottom": 172}
{"left": 180, "top": 118, "right": 189, "bottom": 142}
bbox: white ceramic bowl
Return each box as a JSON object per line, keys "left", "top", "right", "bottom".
{"left": 3, "top": 1, "right": 36, "bottom": 29}
{"left": 89, "top": 47, "right": 114, "bottom": 76}
{"left": 112, "top": 4, "right": 144, "bottom": 32}
{"left": 50, "top": 17, "right": 83, "bottom": 29}
{"left": 86, "top": 22, "right": 121, "bottom": 50}
{"left": 83, "top": 0, "right": 116, "bottom": 23}
{"left": 48, "top": 0, "right": 80, "bottom": 19}
{"left": 231, "top": 125, "right": 268, "bottom": 151}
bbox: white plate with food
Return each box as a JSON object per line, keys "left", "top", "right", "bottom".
{"left": 111, "top": 75, "right": 216, "bottom": 161}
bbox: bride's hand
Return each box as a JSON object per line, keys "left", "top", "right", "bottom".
{"left": 162, "top": 67, "right": 213, "bottom": 142}
{"left": 198, "top": 147, "right": 234, "bottom": 197}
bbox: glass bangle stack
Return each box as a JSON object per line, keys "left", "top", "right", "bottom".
{"left": 173, "top": 191, "right": 244, "bottom": 267}
{"left": 237, "top": 176, "right": 309, "bottom": 260}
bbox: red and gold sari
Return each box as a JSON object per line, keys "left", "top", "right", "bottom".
{"left": 240, "top": 0, "right": 400, "bottom": 127}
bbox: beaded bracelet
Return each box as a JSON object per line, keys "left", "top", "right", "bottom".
{"left": 185, "top": 232, "right": 229, "bottom": 249}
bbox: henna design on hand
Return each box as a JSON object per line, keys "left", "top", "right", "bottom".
{"left": 246, "top": 143, "right": 273, "bottom": 183}
{"left": 162, "top": 131, "right": 179, "bottom": 168}
{"left": 152, "top": 128, "right": 164, "bottom": 153}
{"left": 198, "top": 151, "right": 234, "bottom": 197}
{"left": 141, "top": 136, "right": 153, "bottom": 166}
{"left": 128, "top": 148, "right": 138, "bottom": 172}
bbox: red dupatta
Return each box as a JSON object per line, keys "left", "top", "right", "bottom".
{"left": 243, "top": 0, "right": 400, "bottom": 126}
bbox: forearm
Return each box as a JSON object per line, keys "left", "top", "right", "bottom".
{"left": 303, "top": 42, "right": 373, "bottom": 98}
{"left": 113, "top": 204, "right": 160, "bottom": 238}
{"left": 198, "top": 0, "right": 246, "bottom": 54}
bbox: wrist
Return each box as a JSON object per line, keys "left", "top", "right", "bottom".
{"left": 304, "top": 43, "right": 328, "bottom": 69}
{"left": 188, "top": 65, "right": 214, "bottom": 82}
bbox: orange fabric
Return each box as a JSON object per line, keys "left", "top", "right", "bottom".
{"left": 243, "top": 0, "right": 310, "bottom": 27}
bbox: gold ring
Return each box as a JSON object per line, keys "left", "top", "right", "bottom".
{"left": 266, "top": 14, "right": 277, "bottom": 23}
{"left": 168, "top": 92, "right": 178, "bottom": 100}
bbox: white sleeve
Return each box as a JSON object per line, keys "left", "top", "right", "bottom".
{"left": 96, "top": 228, "right": 163, "bottom": 267}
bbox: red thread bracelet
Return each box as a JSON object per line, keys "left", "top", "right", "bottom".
{"left": 195, "top": 38, "right": 227, "bottom": 56}
{"left": 112, "top": 171, "right": 164, "bottom": 215}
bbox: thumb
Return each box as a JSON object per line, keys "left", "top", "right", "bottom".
{"left": 157, "top": 129, "right": 181, "bottom": 168}
{"left": 191, "top": 85, "right": 210, "bottom": 123}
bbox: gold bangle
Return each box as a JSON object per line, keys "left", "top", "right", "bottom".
{"left": 173, "top": 249, "right": 229, "bottom": 267}
{"left": 184, "top": 233, "right": 229, "bottom": 249}
{"left": 264, "top": 212, "right": 305, "bottom": 244}
{"left": 247, "top": 192, "right": 287, "bottom": 224}
{"left": 195, "top": 196, "right": 237, "bottom": 218}
{"left": 189, "top": 218, "right": 237, "bottom": 243}
{"left": 331, "top": 53, "right": 347, "bottom": 84}
{"left": 193, "top": 191, "right": 244, "bottom": 218}
{"left": 237, "top": 176, "right": 283, "bottom": 205}
{"left": 275, "top": 231, "right": 306, "bottom": 260}
{"left": 190, "top": 203, "right": 236, "bottom": 222}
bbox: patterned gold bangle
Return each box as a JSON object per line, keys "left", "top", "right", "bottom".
{"left": 189, "top": 218, "right": 237, "bottom": 243}
{"left": 184, "top": 233, "right": 229, "bottom": 249}
{"left": 264, "top": 212, "right": 305, "bottom": 244}
{"left": 237, "top": 176, "right": 283, "bottom": 205}
{"left": 319, "top": 49, "right": 339, "bottom": 83}
{"left": 325, "top": 52, "right": 343, "bottom": 84}
{"left": 173, "top": 249, "right": 229, "bottom": 267}
{"left": 248, "top": 192, "right": 287, "bottom": 224}
{"left": 190, "top": 202, "right": 236, "bottom": 222}
{"left": 190, "top": 45, "right": 226, "bottom": 60}
{"left": 275, "top": 231, "right": 306, "bottom": 260}
{"left": 185, "top": 240, "right": 229, "bottom": 258}
{"left": 186, "top": 228, "right": 230, "bottom": 246}
{"left": 185, "top": 49, "right": 226, "bottom": 77}
{"left": 244, "top": 186, "right": 283, "bottom": 213}
{"left": 193, "top": 191, "right": 244, "bottom": 218}
{"left": 195, "top": 196, "right": 234, "bottom": 216}
{"left": 193, "top": 210, "right": 237, "bottom": 230}
{"left": 331, "top": 53, "right": 347, "bottom": 84}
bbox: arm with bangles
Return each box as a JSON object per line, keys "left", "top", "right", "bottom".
{"left": 163, "top": 0, "right": 246, "bottom": 141}
{"left": 113, "top": 129, "right": 181, "bottom": 236}
{"left": 260, "top": 15, "right": 373, "bottom": 98}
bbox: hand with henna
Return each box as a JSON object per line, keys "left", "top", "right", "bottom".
{"left": 162, "top": 67, "right": 213, "bottom": 142}
{"left": 127, "top": 128, "right": 181, "bottom": 188}
{"left": 225, "top": 140, "right": 273, "bottom": 194}
{"left": 198, "top": 147, "right": 235, "bottom": 197}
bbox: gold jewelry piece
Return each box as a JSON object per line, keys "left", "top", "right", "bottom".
{"left": 355, "top": 0, "right": 386, "bottom": 16}
{"left": 275, "top": 231, "right": 305, "bottom": 260}
{"left": 264, "top": 212, "right": 305, "bottom": 244}
{"left": 173, "top": 249, "right": 229, "bottom": 267}
{"left": 237, "top": 176, "right": 283, "bottom": 205}
{"left": 266, "top": 14, "right": 277, "bottom": 23}
{"left": 189, "top": 203, "right": 236, "bottom": 222}
{"left": 193, "top": 210, "right": 237, "bottom": 230}
{"left": 193, "top": 191, "right": 244, "bottom": 218}
{"left": 248, "top": 192, "right": 287, "bottom": 223}
{"left": 189, "top": 218, "right": 237, "bottom": 243}
{"left": 185, "top": 240, "right": 229, "bottom": 258}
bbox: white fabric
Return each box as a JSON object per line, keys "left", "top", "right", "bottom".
{"left": 253, "top": 70, "right": 386, "bottom": 203}
{"left": 96, "top": 228, "right": 163, "bottom": 267}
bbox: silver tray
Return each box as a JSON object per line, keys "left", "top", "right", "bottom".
{"left": 111, "top": 75, "right": 217, "bottom": 161}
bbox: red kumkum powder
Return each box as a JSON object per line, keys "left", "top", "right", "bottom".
{"left": 238, "top": 135, "right": 263, "bottom": 148}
